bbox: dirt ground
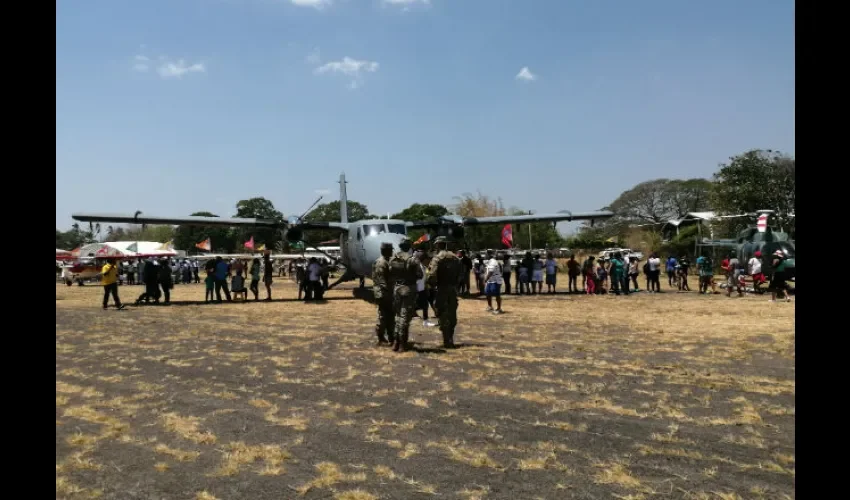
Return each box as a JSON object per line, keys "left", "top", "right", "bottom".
{"left": 56, "top": 280, "right": 795, "bottom": 500}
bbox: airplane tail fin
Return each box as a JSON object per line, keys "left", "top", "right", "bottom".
{"left": 339, "top": 172, "right": 348, "bottom": 224}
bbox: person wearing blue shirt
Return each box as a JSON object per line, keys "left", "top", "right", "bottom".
{"left": 213, "top": 256, "right": 232, "bottom": 302}
{"left": 666, "top": 256, "right": 678, "bottom": 287}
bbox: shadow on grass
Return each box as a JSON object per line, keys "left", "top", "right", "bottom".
{"left": 131, "top": 296, "right": 356, "bottom": 307}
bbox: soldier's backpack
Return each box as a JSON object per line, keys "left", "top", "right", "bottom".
{"left": 389, "top": 253, "right": 412, "bottom": 283}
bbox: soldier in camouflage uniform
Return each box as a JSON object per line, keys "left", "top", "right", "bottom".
{"left": 372, "top": 242, "right": 395, "bottom": 345}
{"left": 388, "top": 238, "right": 422, "bottom": 352}
{"left": 427, "top": 236, "right": 462, "bottom": 348}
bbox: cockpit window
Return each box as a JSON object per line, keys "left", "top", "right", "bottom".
{"left": 364, "top": 224, "right": 386, "bottom": 236}
{"left": 387, "top": 224, "right": 407, "bottom": 235}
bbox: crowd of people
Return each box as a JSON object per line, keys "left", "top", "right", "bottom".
{"left": 95, "top": 252, "right": 334, "bottom": 308}
{"left": 456, "top": 248, "right": 793, "bottom": 302}
{"left": 93, "top": 245, "right": 793, "bottom": 312}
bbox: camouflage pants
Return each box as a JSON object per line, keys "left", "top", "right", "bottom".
{"left": 393, "top": 286, "right": 416, "bottom": 344}
{"left": 375, "top": 295, "right": 395, "bottom": 342}
{"left": 433, "top": 289, "right": 458, "bottom": 346}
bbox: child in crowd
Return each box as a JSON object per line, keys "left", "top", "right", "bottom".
{"left": 231, "top": 270, "right": 247, "bottom": 301}
{"left": 204, "top": 270, "right": 215, "bottom": 303}
{"left": 596, "top": 260, "right": 608, "bottom": 294}
{"left": 517, "top": 259, "right": 529, "bottom": 295}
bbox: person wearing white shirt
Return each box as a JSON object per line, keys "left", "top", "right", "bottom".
{"left": 647, "top": 253, "right": 662, "bottom": 292}
{"left": 305, "top": 257, "right": 323, "bottom": 301}
{"left": 484, "top": 250, "right": 504, "bottom": 314}
{"left": 748, "top": 250, "right": 765, "bottom": 293}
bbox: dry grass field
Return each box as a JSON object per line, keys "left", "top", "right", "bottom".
{"left": 56, "top": 279, "right": 795, "bottom": 500}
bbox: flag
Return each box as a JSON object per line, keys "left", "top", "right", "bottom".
{"left": 195, "top": 238, "right": 211, "bottom": 251}
{"left": 256, "top": 243, "right": 266, "bottom": 252}
{"left": 501, "top": 224, "right": 513, "bottom": 248}
{"left": 157, "top": 240, "right": 173, "bottom": 251}
{"left": 126, "top": 242, "right": 138, "bottom": 253}
{"left": 244, "top": 236, "right": 255, "bottom": 250}
{"left": 414, "top": 233, "right": 430, "bottom": 245}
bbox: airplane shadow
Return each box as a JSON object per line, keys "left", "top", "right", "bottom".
{"left": 351, "top": 288, "right": 375, "bottom": 302}
{"left": 408, "top": 342, "right": 486, "bottom": 354}
{"left": 131, "top": 296, "right": 356, "bottom": 307}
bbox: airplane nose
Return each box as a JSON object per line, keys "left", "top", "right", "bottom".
{"left": 364, "top": 233, "right": 406, "bottom": 257}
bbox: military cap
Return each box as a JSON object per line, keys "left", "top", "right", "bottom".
{"left": 380, "top": 242, "right": 394, "bottom": 250}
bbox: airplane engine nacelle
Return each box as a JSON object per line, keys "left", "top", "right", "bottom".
{"left": 285, "top": 228, "right": 303, "bottom": 243}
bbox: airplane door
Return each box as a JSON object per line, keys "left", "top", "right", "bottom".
{"left": 356, "top": 227, "right": 366, "bottom": 268}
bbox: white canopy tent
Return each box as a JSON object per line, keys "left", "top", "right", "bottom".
{"left": 77, "top": 241, "right": 177, "bottom": 259}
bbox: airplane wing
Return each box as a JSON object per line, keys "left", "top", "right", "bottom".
{"left": 406, "top": 210, "right": 614, "bottom": 229}
{"left": 71, "top": 213, "right": 349, "bottom": 232}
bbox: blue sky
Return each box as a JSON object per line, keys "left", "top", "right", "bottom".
{"left": 56, "top": 0, "right": 795, "bottom": 234}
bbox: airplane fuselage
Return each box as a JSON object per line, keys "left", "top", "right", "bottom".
{"left": 338, "top": 218, "right": 410, "bottom": 279}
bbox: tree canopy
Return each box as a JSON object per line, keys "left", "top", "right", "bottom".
{"left": 711, "top": 149, "right": 795, "bottom": 236}
{"left": 232, "top": 197, "right": 284, "bottom": 249}
{"left": 173, "top": 212, "right": 239, "bottom": 254}
{"left": 306, "top": 200, "right": 371, "bottom": 223}
{"left": 304, "top": 200, "right": 372, "bottom": 243}
{"left": 606, "top": 178, "right": 713, "bottom": 225}
{"left": 391, "top": 203, "right": 449, "bottom": 244}
{"left": 391, "top": 203, "right": 449, "bottom": 222}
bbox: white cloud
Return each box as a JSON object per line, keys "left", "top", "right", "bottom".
{"left": 157, "top": 58, "right": 206, "bottom": 79}
{"left": 306, "top": 47, "right": 321, "bottom": 65}
{"left": 131, "top": 51, "right": 206, "bottom": 79}
{"left": 290, "top": 0, "right": 332, "bottom": 9}
{"left": 314, "top": 56, "right": 379, "bottom": 88}
{"left": 515, "top": 66, "right": 537, "bottom": 82}
{"left": 315, "top": 57, "right": 378, "bottom": 76}
{"left": 132, "top": 55, "right": 150, "bottom": 73}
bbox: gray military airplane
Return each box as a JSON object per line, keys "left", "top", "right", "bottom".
{"left": 72, "top": 173, "right": 614, "bottom": 290}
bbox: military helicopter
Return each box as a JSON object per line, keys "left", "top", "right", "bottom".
{"left": 72, "top": 173, "right": 614, "bottom": 290}
{"left": 699, "top": 210, "right": 795, "bottom": 280}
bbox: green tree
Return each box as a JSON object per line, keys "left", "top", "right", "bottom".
{"left": 233, "top": 197, "right": 285, "bottom": 249}
{"left": 711, "top": 149, "right": 795, "bottom": 237}
{"left": 173, "top": 212, "right": 238, "bottom": 254}
{"left": 607, "top": 178, "right": 713, "bottom": 224}
{"left": 448, "top": 193, "right": 564, "bottom": 251}
{"left": 392, "top": 203, "right": 449, "bottom": 243}
{"left": 452, "top": 192, "right": 506, "bottom": 250}
{"left": 580, "top": 178, "right": 713, "bottom": 241}
{"left": 57, "top": 229, "right": 84, "bottom": 250}
{"left": 105, "top": 225, "right": 175, "bottom": 243}
{"left": 303, "top": 200, "right": 371, "bottom": 244}
{"left": 506, "top": 208, "right": 566, "bottom": 251}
